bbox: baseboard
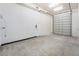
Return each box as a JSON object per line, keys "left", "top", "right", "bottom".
{"left": 1, "top": 36, "right": 36, "bottom": 46}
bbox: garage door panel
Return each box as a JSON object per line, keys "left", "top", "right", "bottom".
{"left": 54, "top": 12, "right": 71, "bottom": 36}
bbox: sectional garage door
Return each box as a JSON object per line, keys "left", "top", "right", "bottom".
{"left": 54, "top": 12, "right": 72, "bottom": 36}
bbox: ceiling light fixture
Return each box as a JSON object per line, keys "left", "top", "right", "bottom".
{"left": 48, "top": 3, "right": 59, "bottom": 8}
{"left": 53, "top": 6, "right": 63, "bottom": 11}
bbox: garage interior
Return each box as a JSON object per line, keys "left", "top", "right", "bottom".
{"left": 0, "top": 3, "right": 79, "bottom": 56}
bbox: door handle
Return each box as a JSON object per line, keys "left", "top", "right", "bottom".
{"left": 35, "top": 24, "right": 37, "bottom": 29}
{"left": 2, "top": 27, "right": 6, "bottom": 29}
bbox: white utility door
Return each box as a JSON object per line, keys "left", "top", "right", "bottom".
{"left": 54, "top": 12, "right": 72, "bottom": 36}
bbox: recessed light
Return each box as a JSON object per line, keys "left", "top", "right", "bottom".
{"left": 48, "top": 3, "right": 59, "bottom": 8}
{"left": 53, "top": 6, "right": 63, "bottom": 11}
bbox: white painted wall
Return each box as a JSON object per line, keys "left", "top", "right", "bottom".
{"left": 0, "top": 3, "right": 52, "bottom": 44}
{"left": 36, "top": 13, "right": 52, "bottom": 36}
{"left": 77, "top": 4, "right": 79, "bottom": 38}
{"left": 0, "top": 16, "right": 3, "bottom": 45}
{"left": 72, "top": 9, "right": 78, "bottom": 37}
{"left": 51, "top": 16, "right": 53, "bottom": 33}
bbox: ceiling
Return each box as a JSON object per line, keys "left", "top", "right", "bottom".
{"left": 33, "top": 3, "right": 78, "bottom": 15}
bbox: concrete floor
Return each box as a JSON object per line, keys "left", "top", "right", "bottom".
{"left": 0, "top": 34, "right": 79, "bottom": 56}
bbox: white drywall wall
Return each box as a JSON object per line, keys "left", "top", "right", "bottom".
{"left": 72, "top": 9, "right": 78, "bottom": 37}
{"left": 0, "top": 3, "right": 52, "bottom": 44}
{"left": 51, "top": 16, "right": 53, "bottom": 33}
{"left": 0, "top": 16, "right": 3, "bottom": 45}
{"left": 36, "top": 12, "right": 53, "bottom": 36}
{"left": 77, "top": 4, "right": 79, "bottom": 38}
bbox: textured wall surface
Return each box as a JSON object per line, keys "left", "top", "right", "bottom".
{"left": 0, "top": 3, "right": 52, "bottom": 44}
